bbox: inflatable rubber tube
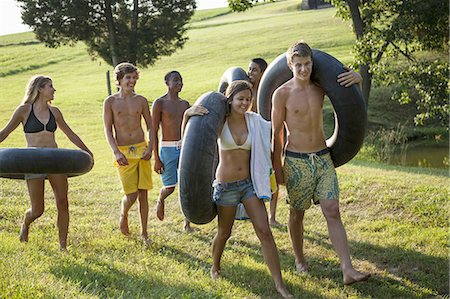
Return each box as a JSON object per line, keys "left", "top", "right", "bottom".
{"left": 0, "top": 148, "right": 94, "bottom": 179}
{"left": 257, "top": 50, "right": 367, "bottom": 167}
{"left": 217, "top": 67, "right": 248, "bottom": 94}
{"left": 179, "top": 92, "right": 228, "bottom": 224}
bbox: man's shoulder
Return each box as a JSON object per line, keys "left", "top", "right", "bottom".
{"left": 104, "top": 93, "right": 119, "bottom": 103}
{"left": 180, "top": 99, "right": 190, "bottom": 107}
{"left": 153, "top": 95, "right": 168, "bottom": 106}
{"left": 133, "top": 94, "right": 148, "bottom": 102}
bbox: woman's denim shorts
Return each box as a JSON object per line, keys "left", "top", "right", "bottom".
{"left": 212, "top": 178, "right": 256, "bottom": 206}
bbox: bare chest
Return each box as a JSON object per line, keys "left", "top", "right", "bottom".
{"left": 161, "top": 101, "right": 188, "bottom": 120}
{"left": 112, "top": 101, "right": 142, "bottom": 117}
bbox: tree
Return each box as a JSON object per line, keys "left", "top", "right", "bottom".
{"left": 18, "top": 0, "right": 196, "bottom": 67}
{"left": 227, "top": 0, "right": 449, "bottom": 127}
{"left": 331, "top": 0, "right": 448, "bottom": 126}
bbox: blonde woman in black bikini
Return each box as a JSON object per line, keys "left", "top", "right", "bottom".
{"left": 0, "top": 75, "right": 92, "bottom": 250}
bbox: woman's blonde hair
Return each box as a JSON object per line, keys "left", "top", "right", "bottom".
{"left": 22, "top": 75, "right": 52, "bottom": 105}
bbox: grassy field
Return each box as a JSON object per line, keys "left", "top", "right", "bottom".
{"left": 0, "top": 1, "right": 448, "bottom": 298}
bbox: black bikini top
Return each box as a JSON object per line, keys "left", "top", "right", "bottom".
{"left": 23, "top": 104, "right": 57, "bottom": 133}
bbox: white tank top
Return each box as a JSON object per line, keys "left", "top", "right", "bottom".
{"left": 218, "top": 120, "right": 251, "bottom": 151}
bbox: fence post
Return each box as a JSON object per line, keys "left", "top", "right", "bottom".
{"left": 106, "top": 70, "right": 112, "bottom": 96}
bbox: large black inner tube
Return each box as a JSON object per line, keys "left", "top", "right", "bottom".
{"left": 217, "top": 67, "right": 249, "bottom": 94}
{"left": 257, "top": 50, "right": 367, "bottom": 167}
{"left": 179, "top": 92, "right": 228, "bottom": 224}
{"left": 0, "top": 148, "right": 94, "bottom": 179}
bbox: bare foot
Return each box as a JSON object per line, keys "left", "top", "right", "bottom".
{"left": 343, "top": 269, "right": 371, "bottom": 285}
{"left": 140, "top": 234, "right": 152, "bottom": 245}
{"left": 183, "top": 222, "right": 194, "bottom": 233}
{"left": 19, "top": 223, "right": 28, "bottom": 242}
{"left": 156, "top": 200, "right": 164, "bottom": 221}
{"left": 210, "top": 267, "right": 221, "bottom": 279}
{"left": 295, "top": 261, "right": 308, "bottom": 274}
{"left": 59, "top": 245, "right": 68, "bottom": 252}
{"left": 276, "top": 284, "right": 294, "bottom": 298}
{"left": 269, "top": 219, "right": 284, "bottom": 228}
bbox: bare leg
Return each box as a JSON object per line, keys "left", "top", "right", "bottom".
{"left": 320, "top": 200, "right": 370, "bottom": 284}
{"left": 269, "top": 189, "right": 282, "bottom": 227}
{"left": 48, "top": 174, "right": 69, "bottom": 250}
{"left": 21, "top": 178, "right": 45, "bottom": 242}
{"left": 211, "top": 205, "right": 236, "bottom": 279}
{"left": 288, "top": 208, "right": 308, "bottom": 273}
{"left": 120, "top": 192, "right": 138, "bottom": 236}
{"left": 244, "top": 197, "right": 292, "bottom": 298}
{"left": 137, "top": 189, "right": 149, "bottom": 242}
{"left": 156, "top": 186, "right": 175, "bottom": 221}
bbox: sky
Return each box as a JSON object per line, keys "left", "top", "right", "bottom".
{"left": 0, "top": 0, "right": 228, "bottom": 36}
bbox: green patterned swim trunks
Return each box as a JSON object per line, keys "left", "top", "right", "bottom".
{"left": 283, "top": 149, "right": 339, "bottom": 211}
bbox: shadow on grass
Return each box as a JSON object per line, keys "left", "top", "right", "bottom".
{"left": 0, "top": 41, "right": 41, "bottom": 48}
{"left": 1, "top": 60, "right": 62, "bottom": 77}
{"left": 152, "top": 242, "right": 211, "bottom": 273}
{"left": 50, "top": 258, "right": 219, "bottom": 298}
{"left": 190, "top": 225, "right": 447, "bottom": 297}
{"left": 303, "top": 231, "right": 449, "bottom": 297}
{"left": 223, "top": 263, "right": 321, "bottom": 299}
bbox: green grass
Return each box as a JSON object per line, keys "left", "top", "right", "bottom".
{"left": 0, "top": 1, "right": 448, "bottom": 298}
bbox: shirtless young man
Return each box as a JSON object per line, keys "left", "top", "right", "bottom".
{"left": 152, "top": 71, "right": 207, "bottom": 232}
{"left": 103, "top": 62, "right": 153, "bottom": 242}
{"left": 272, "top": 41, "right": 370, "bottom": 285}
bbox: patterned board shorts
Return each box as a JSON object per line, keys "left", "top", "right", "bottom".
{"left": 283, "top": 149, "right": 339, "bottom": 211}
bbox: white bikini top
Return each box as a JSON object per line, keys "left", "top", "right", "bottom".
{"left": 218, "top": 119, "right": 251, "bottom": 151}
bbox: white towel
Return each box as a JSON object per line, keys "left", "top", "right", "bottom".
{"left": 246, "top": 112, "right": 272, "bottom": 200}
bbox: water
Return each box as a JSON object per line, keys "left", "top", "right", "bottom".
{"left": 389, "top": 146, "right": 449, "bottom": 169}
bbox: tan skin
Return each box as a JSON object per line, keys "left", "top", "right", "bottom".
{"left": 103, "top": 71, "right": 153, "bottom": 242}
{"left": 272, "top": 54, "right": 370, "bottom": 284}
{"left": 152, "top": 73, "right": 207, "bottom": 232}
{"left": 248, "top": 60, "right": 283, "bottom": 227}
{"left": 207, "top": 89, "right": 292, "bottom": 298}
{"left": 0, "top": 80, "right": 92, "bottom": 251}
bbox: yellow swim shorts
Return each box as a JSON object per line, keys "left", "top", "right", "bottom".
{"left": 114, "top": 142, "right": 152, "bottom": 194}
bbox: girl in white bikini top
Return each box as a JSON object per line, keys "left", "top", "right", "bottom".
{"left": 218, "top": 119, "right": 251, "bottom": 151}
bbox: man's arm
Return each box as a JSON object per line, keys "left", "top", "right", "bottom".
{"left": 103, "top": 98, "right": 128, "bottom": 165}
{"left": 151, "top": 99, "right": 163, "bottom": 173}
{"left": 271, "top": 88, "right": 286, "bottom": 185}
{"left": 181, "top": 104, "right": 209, "bottom": 138}
{"left": 337, "top": 67, "right": 363, "bottom": 88}
{"left": 141, "top": 97, "right": 153, "bottom": 161}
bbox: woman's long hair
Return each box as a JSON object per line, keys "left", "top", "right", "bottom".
{"left": 22, "top": 75, "right": 52, "bottom": 105}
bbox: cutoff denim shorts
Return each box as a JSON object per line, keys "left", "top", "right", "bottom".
{"left": 212, "top": 178, "right": 256, "bottom": 206}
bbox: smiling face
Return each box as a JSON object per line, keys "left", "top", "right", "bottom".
{"left": 118, "top": 71, "right": 139, "bottom": 92}
{"left": 289, "top": 55, "right": 313, "bottom": 81}
{"left": 166, "top": 72, "right": 183, "bottom": 93}
{"left": 247, "top": 62, "right": 263, "bottom": 84}
{"left": 230, "top": 89, "right": 252, "bottom": 115}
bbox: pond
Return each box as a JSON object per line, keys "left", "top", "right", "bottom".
{"left": 389, "top": 146, "right": 449, "bottom": 169}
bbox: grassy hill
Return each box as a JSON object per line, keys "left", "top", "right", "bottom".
{"left": 0, "top": 1, "right": 448, "bottom": 298}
